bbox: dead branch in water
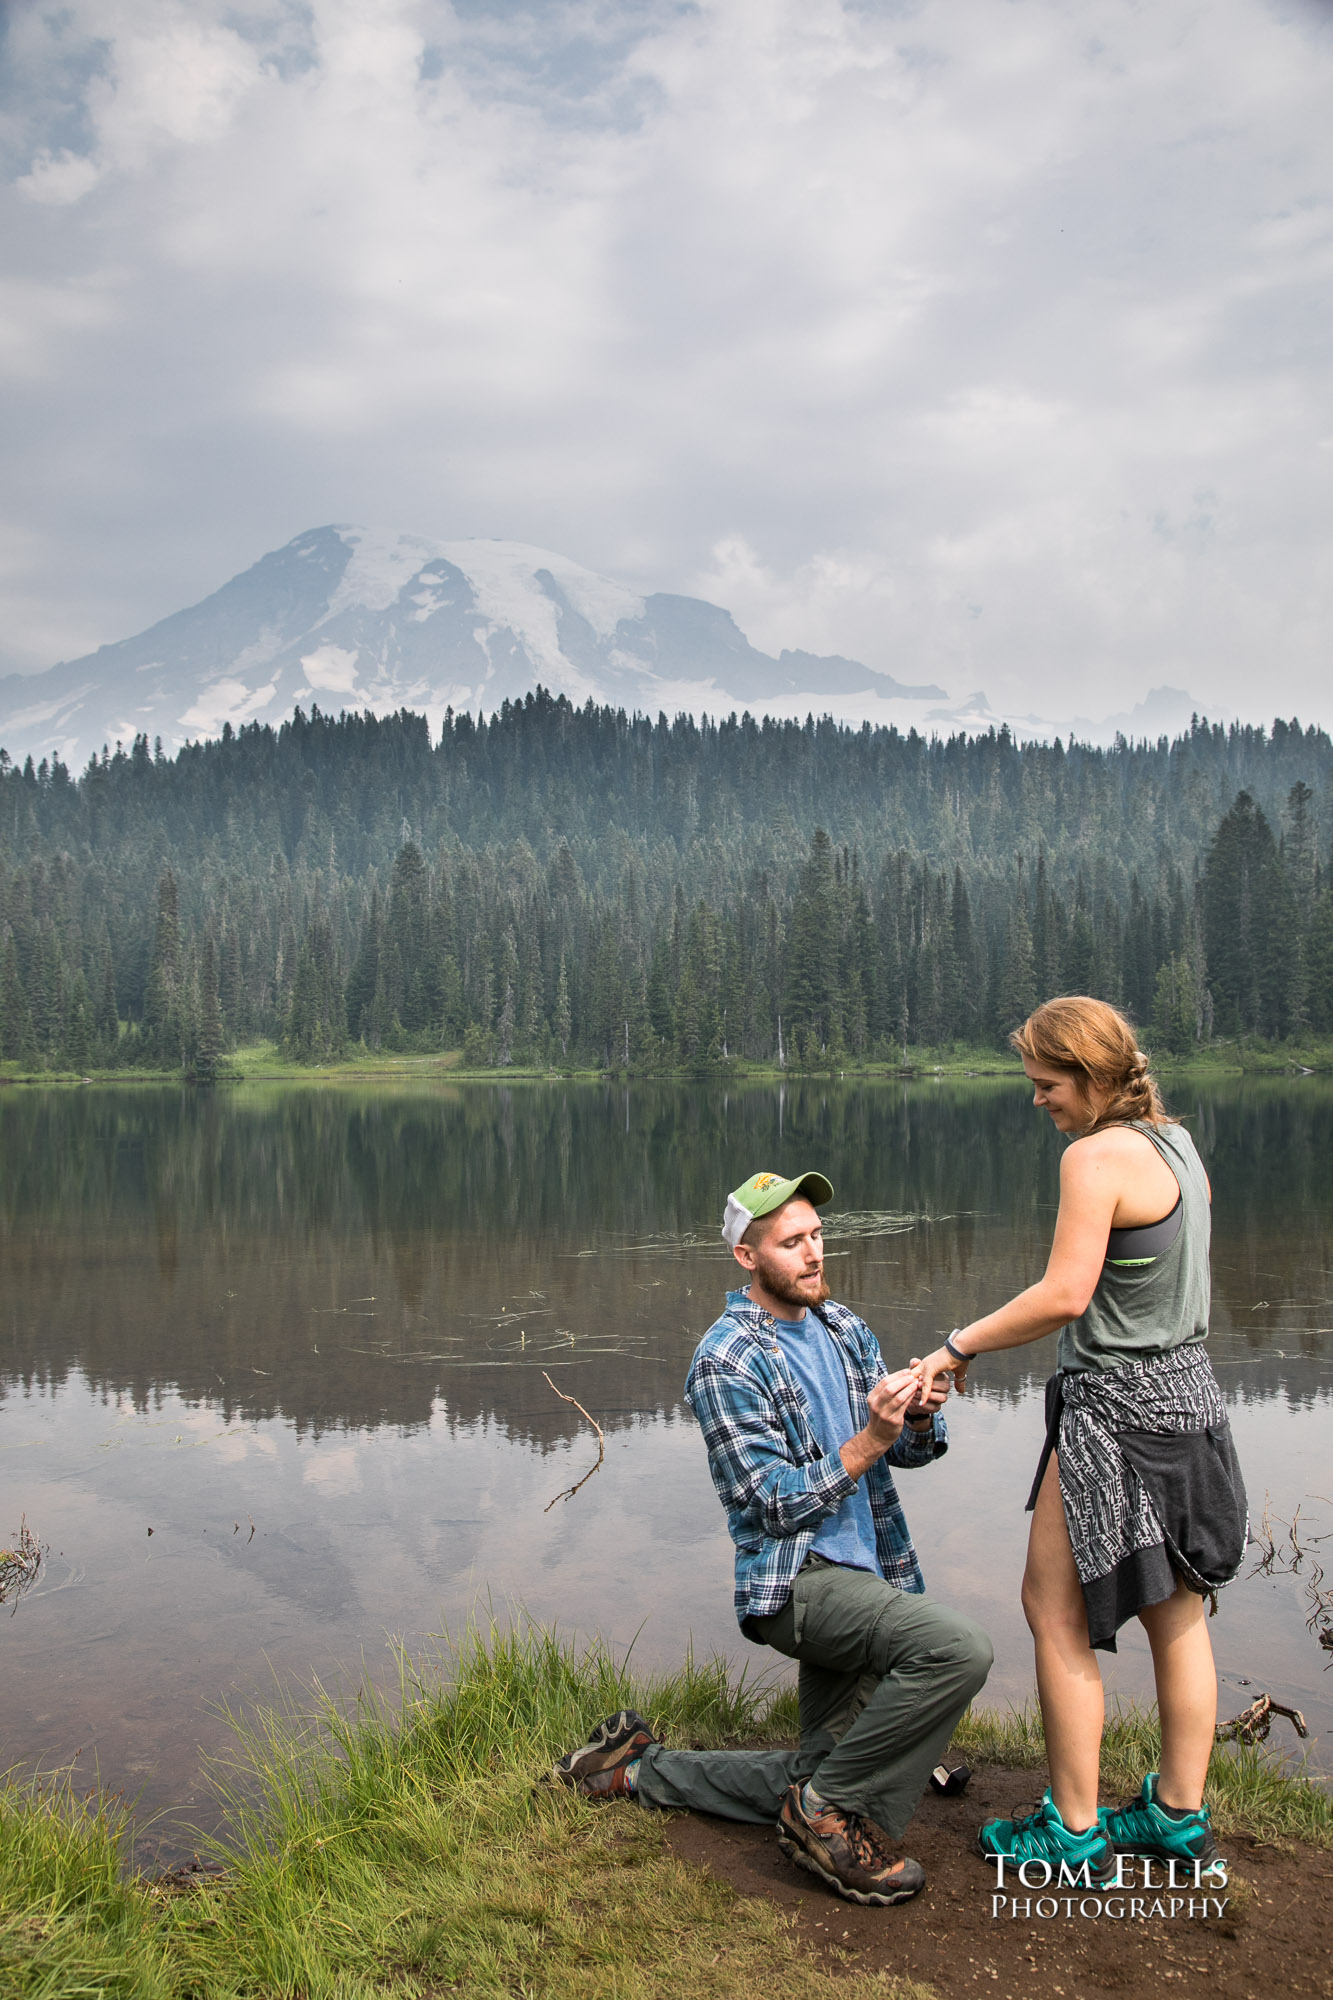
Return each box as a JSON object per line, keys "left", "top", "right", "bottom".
{"left": 1215, "top": 1692, "right": 1308, "bottom": 1745}
{"left": 0, "top": 1516, "right": 42, "bottom": 1612}
{"left": 541, "top": 1372, "right": 605, "bottom": 1513}
{"left": 1249, "top": 1491, "right": 1333, "bottom": 1661}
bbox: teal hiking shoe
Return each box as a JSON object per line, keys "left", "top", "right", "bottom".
{"left": 978, "top": 1789, "right": 1116, "bottom": 1885}
{"left": 1100, "top": 1772, "right": 1220, "bottom": 1868}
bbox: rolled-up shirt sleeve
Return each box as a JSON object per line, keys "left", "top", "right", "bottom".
{"left": 888, "top": 1412, "right": 949, "bottom": 1467}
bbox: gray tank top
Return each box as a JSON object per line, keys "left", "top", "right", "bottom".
{"left": 1058, "top": 1120, "right": 1211, "bottom": 1375}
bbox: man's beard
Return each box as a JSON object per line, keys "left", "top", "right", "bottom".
{"left": 751, "top": 1249, "right": 830, "bottom": 1311}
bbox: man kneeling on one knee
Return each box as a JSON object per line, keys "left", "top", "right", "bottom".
{"left": 555, "top": 1169, "right": 993, "bottom": 1906}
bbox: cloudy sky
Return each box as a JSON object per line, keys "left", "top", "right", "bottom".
{"left": 3, "top": 0, "right": 1332, "bottom": 724}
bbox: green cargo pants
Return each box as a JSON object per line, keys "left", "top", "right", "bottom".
{"left": 633, "top": 1554, "right": 992, "bottom": 1838}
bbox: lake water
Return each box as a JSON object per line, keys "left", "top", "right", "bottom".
{"left": 2, "top": 1077, "right": 1330, "bottom": 1860}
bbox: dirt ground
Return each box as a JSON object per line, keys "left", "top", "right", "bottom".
{"left": 664, "top": 1763, "right": 1333, "bottom": 1999}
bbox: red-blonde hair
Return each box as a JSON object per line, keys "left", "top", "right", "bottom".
{"left": 1010, "top": 996, "right": 1170, "bottom": 1128}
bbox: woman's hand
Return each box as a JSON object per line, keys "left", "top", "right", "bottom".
{"left": 913, "top": 1343, "right": 969, "bottom": 1399}
{"left": 904, "top": 1367, "right": 952, "bottom": 1425}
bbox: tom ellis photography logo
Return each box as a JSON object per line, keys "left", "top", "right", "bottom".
{"left": 990, "top": 1854, "right": 1230, "bottom": 1922}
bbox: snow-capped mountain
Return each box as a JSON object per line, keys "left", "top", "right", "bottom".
{"left": 0, "top": 526, "right": 946, "bottom": 770}
{"left": 0, "top": 525, "right": 1227, "bottom": 769}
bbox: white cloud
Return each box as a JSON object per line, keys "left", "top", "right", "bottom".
{"left": 84, "top": 4, "right": 265, "bottom": 163}
{"left": 15, "top": 147, "right": 103, "bottom": 205}
{"left": 0, "top": 0, "right": 1331, "bottom": 725}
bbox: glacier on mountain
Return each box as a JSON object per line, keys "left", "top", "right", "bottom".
{"left": 0, "top": 525, "right": 944, "bottom": 769}
{"left": 0, "top": 525, "right": 1225, "bottom": 769}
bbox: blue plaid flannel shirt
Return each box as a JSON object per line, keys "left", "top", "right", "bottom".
{"left": 684, "top": 1288, "right": 948, "bottom": 1629}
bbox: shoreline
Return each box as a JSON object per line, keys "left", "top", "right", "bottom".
{"left": 3, "top": 1631, "right": 1329, "bottom": 1998}
{"left": 4, "top": 1036, "right": 1333, "bottom": 1089}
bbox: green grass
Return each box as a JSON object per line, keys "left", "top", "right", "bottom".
{"left": 953, "top": 1698, "right": 1333, "bottom": 1847}
{"left": 3, "top": 1622, "right": 1330, "bottom": 1998}
{"left": 9, "top": 1032, "right": 1333, "bottom": 1089}
{"left": 0, "top": 1626, "right": 918, "bottom": 2000}
{"left": 0, "top": 1772, "right": 174, "bottom": 1998}
{"left": 227, "top": 1041, "right": 469, "bottom": 1080}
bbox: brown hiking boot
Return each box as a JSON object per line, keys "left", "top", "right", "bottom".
{"left": 552, "top": 1710, "right": 661, "bottom": 1799}
{"left": 776, "top": 1783, "right": 926, "bottom": 1906}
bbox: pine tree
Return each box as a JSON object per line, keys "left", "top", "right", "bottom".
{"left": 997, "top": 889, "right": 1037, "bottom": 1032}
{"left": 1306, "top": 886, "right": 1333, "bottom": 1033}
{"left": 0, "top": 927, "right": 29, "bottom": 1061}
{"left": 63, "top": 971, "right": 93, "bottom": 1071}
{"left": 143, "top": 872, "right": 183, "bottom": 1062}
{"left": 950, "top": 867, "right": 983, "bottom": 1041}
{"left": 1203, "top": 791, "right": 1299, "bottom": 1037}
{"left": 195, "top": 938, "right": 226, "bottom": 1082}
{"left": 495, "top": 976, "right": 516, "bottom": 1066}
{"left": 282, "top": 913, "right": 345, "bottom": 1061}
{"left": 346, "top": 892, "right": 384, "bottom": 1043}
{"left": 1282, "top": 781, "right": 1318, "bottom": 910}
{"left": 1150, "top": 955, "right": 1198, "bottom": 1056}
{"left": 1064, "top": 869, "right": 1097, "bottom": 995}
{"left": 95, "top": 940, "right": 119, "bottom": 1046}
{"left": 220, "top": 921, "right": 244, "bottom": 1040}
{"left": 386, "top": 842, "right": 430, "bottom": 1027}
{"left": 644, "top": 938, "right": 672, "bottom": 1044}
{"left": 785, "top": 829, "right": 837, "bottom": 1046}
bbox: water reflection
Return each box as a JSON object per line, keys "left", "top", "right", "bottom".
{"left": 6, "top": 1078, "right": 1329, "bottom": 1430}
{"left": 1, "top": 1077, "right": 1330, "bottom": 1850}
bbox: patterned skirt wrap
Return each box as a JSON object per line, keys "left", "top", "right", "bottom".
{"left": 1027, "top": 1344, "right": 1249, "bottom": 1653}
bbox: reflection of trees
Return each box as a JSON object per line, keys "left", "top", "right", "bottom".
{"left": 0, "top": 1077, "right": 1062, "bottom": 1241}
{"left": 1, "top": 1080, "right": 1328, "bottom": 1439}
{"left": 1176, "top": 1081, "right": 1333, "bottom": 1403}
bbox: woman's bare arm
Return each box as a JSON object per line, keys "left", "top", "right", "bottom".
{"left": 915, "top": 1135, "right": 1126, "bottom": 1392}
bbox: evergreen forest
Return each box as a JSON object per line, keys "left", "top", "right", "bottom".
{"left": 2, "top": 691, "right": 1332, "bottom": 1075}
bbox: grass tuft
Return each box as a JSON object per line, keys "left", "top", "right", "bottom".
{"left": 2, "top": 1621, "right": 1329, "bottom": 1997}
{"left": 0, "top": 1767, "right": 174, "bottom": 1998}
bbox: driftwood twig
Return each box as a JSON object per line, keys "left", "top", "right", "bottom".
{"left": 542, "top": 1372, "right": 605, "bottom": 1513}
{"left": 1215, "top": 1692, "right": 1308, "bottom": 1745}
{"left": 0, "top": 1516, "right": 42, "bottom": 1613}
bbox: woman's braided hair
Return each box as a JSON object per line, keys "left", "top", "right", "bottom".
{"left": 1010, "top": 995, "right": 1170, "bottom": 1129}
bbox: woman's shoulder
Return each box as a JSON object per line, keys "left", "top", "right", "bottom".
{"left": 1061, "top": 1122, "right": 1175, "bottom": 1177}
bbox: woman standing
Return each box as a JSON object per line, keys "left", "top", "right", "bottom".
{"left": 916, "top": 996, "right": 1246, "bottom": 1880}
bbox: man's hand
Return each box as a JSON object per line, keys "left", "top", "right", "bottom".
{"left": 840, "top": 1369, "right": 920, "bottom": 1482}
{"left": 868, "top": 1368, "right": 921, "bottom": 1439}
{"left": 904, "top": 1369, "right": 950, "bottom": 1428}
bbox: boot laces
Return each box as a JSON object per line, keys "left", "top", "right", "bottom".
{"left": 1008, "top": 1801, "right": 1053, "bottom": 1842}
{"left": 842, "top": 1810, "right": 896, "bottom": 1875}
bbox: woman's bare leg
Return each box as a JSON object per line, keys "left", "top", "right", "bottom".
{"left": 1022, "top": 1453, "right": 1104, "bottom": 1830}
{"left": 1137, "top": 1585, "right": 1217, "bottom": 1811}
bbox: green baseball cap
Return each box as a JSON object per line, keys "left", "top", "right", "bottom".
{"left": 721, "top": 1169, "right": 834, "bottom": 1249}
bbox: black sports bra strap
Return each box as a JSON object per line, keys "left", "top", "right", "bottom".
{"left": 1105, "top": 1194, "right": 1183, "bottom": 1262}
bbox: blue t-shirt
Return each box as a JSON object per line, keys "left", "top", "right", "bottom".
{"left": 771, "top": 1311, "right": 882, "bottom": 1575}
